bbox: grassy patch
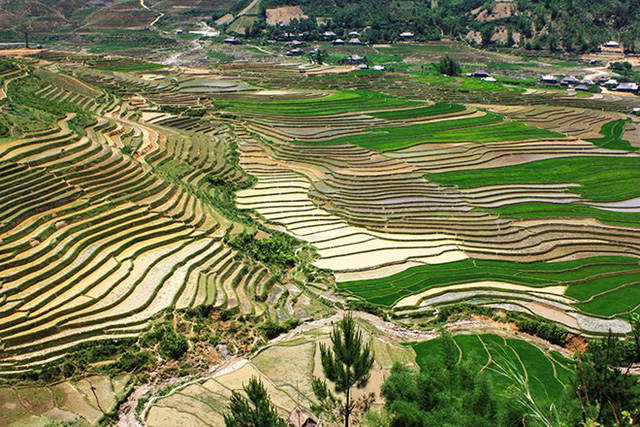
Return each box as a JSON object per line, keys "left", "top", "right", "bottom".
{"left": 299, "top": 113, "right": 563, "bottom": 151}
{"left": 369, "top": 102, "right": 465, "bottom": 120}
{"left": 218, "top": 90, "right": 423, "bottom": 116}
{"left": 428, "top": 156, "right": 640, "bottom": 202}
{"left": 412, "top": 333, "right": 572, "bottom": 406}
{"left": 338, "top": 256, "right": 640, "bottom": 307}
{"left": 586, "top": 119, "right": 636, "bottom": 152}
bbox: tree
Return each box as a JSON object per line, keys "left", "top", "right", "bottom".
{"left": 224, "top": 377, "right": 287, "bottom": 427}
{"left": 16, "top": 20, "right": 34, "bottom": 49}
{"left": 434, "top": 55, "right": 461, "bottom": 76}
{"left": 318, "top": 313, "right": 374, "bottom": 427}
{"left": 569, "top": 316, "right": 640, "bottom": 425}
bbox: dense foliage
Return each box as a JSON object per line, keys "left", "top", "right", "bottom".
{"left": 514, "top": 318, "right": 568, "bottom": 346}
{"left": 382, "top": 332, "right": 523, "bottom": 426}
{"left": 227, "top": 230, "right": 299, "bottom": 271}
{"left": 260, "top": 0, "right": 639, "bottom": 51}
{"left": 224, "top": 377, "right": 287, "bottom": 427}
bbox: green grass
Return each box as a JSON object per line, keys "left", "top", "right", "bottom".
{"left": 490, "top": 202, "right": 640, "bottom": 228}
{"left": 412, "top": 75, "right": 457, "bottom": 85}
{"left": 412, "top": 333, "right": 572, "bottom": 406}
{"left": 94, "top": 63, "right": 165, "bottom": 72}
{"left": 338, "top": 256, "right": 640, "bottom": 307}
{"left": 575, "top": 282, "right": 640, "bottom": 316}
{"left": 586, "top": 119, "right": 636, "bottom": 152}
{"left": 369, "top": 102, "right": 466, "bottom": 120}
{"left": 298, "top": 112, "right": 563, "bottom": 151}
{"left": 458, "top": 78, "right": 525, "bottom": 93}
{"left": 218, "top": 90, "right": 424, "bottom": 116}
{"left": 428, "top": 156, "right": 640, "bottom": 202}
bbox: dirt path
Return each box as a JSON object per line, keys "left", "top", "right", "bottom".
{"left": 162, "top": 39, "right": 203, "bottom": 66}
{"left": 238, "top": 0, "right": 260, "bottom": 16}
{"left": 140, "top": 0, "right": 164, "bottom": 29}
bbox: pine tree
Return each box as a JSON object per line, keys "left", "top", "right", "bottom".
{"left": 319, "top": 313, "right": 374, "bottom": 427}
{"left": 224, "top": 377, "right": 286, "bottom": 427}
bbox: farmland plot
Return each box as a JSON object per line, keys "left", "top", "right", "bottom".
{"left": 227, "top": 89, "right": 640, "bottom": 333}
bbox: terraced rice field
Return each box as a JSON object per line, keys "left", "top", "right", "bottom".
{"left": 227, "top": 84, "right": 640, "bottom": 335}
{"left": 412, "top": 333, "right": 574, "bottom": 406}
{"left": 145, "top": 317, "right": 416, "bottom": 426}
{"left": 0, "top": 374, "right": 131, "bottom": 425}
{"left": 0, "top": 48, "right": 639, "bottom": 380}
{"left": 0, "top": 60, "right": 310, "bottom": 374}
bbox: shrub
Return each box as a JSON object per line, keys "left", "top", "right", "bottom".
{"left": 515, "top": 318, "right": 568, "bottom": 346}
{"left": 160, "top": 326, "right": 189, "bottom": 359}
{"left": 259, "top": 319, "right": 299, "bottom": 340}
{"left": 435, "top": 55, "right": 461, "bottom": 76}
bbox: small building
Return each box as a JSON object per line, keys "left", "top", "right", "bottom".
{"left": 298, "top": 65, "right": 307, "bottom": 73}
{"left": 399, "top": 31, "right": 415, "bottom": 38}
{"left": 574, "top": 85, "right": 590, "bottom": 91}
{"left": 617, "top": 82, "right": 638, "bottom": 93}
{"left": 604, "top": 40, "right": 619, "bottom": 48}
{"left": 581, "top": 78, "right": 595, "bottom": 85}
{"left": 632, "top": 108, "right": 640, "bottom": 116}
{"left": 332, "top": 38, "right": 345, "bottom": 45}
{"left": 348, "top": 38, "right": 363, "bottom": 45}
{"left": 595, "top": 75, "right": 610, "bottom": 84}
{"left": 288, "top": 407, "right": 318, "bottom": 427}
{"left": 560, "top": 76, "right": 580, "bottom": 86}
{"left": 482, "top": 76, "right": 497, "bottom": 82}
{"left": 176, "top": 29, "right": 183, "bottom": 34}
{"left": 540, "top": 74, "right": 557, "bottom": 84}
{"left": 472, "top": 69, "right": 490, "bottom": 78}
{"left": 224, "top": 37, "right": 239, "bottom": 44}
{"left": 372, "top": 65, "right": 385, "bottom": 71}
{"left": 346, "top": 54, "right": 364, "bottom": 63}
{"left": 286, "top": 40, "right": 304, "bottom": 47}
{"left": 604, "top": 79, "right": 620, "bottom": 88}
{"left": 348, "top": 31, "right": 359, "bottom": 36}
{"left": 357, "top": 64, "right": 369, "bottom": 69}
{"left": 322, "top": 31, "right": 337, "bottom": 39}
{"left": 285, "top": 48, "right": 305, "bottom": 56}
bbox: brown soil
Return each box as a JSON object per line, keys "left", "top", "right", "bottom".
{"left": 566, "top": 334, "right": 587, "bottom": 355}
{"left": 266, "top": 6, "right": 308, "bottom": 26}
{"left": 473, "top": 2, "right": 518, "bottom": 21}
{"left": 0, "top": 48, "right": 43, "bottom": 57}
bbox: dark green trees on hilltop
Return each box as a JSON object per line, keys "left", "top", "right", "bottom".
{"left": 260, "top": 0, "right": 639, "bottom": 52}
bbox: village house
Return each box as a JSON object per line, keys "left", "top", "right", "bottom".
{"left": 472, "top": 69, "right": 490, "bottom": 78}
{"left": 540, "top": 74, "right": 557, "bottom": 84}
{"left": 349, "top": 38, "right": 364, "bottom": 45}
{"left": 288, "top": 407, "right": 318, "bottom": 427}
{"left": 616, "top": 82, "right": 638, "bottom": 93}
{"left": 560, "top": 76, "right": 580, "bottom": 86}
{"left": 399, "top": 31, "right": 415, "bottom": 38}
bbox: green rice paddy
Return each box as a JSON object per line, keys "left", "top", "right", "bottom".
{"left": 428, "top": 156, "right": 640, "bottom": 202}
{"left": 218, "top": 90, "right": 423, "bottom": 116}
{"left": 338, "top": 256, "right": 640, "bottom": 309}
{"left": 412, "top": 333, "right": 574, "bottom": 405}
{"left": 297, "top": 112, "right": 563, "bottom": 151}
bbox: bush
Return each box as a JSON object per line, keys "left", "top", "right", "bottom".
{"left": 259, "top": 319, "right": 299, "bottom": 340}
{"left": 160, "top": 326, "right": 189, "bottom": 359}
{"left": 515, "top": 318, "right": 568, "bottom": 346}
{"left": 435, "top": 55, "right": 461, "bottom": 76}
{"left": 117, "top": 349, "right": 154, "bottom": 372}
{"left": 227, "top": 231, "right": 299, "bottom": 271}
